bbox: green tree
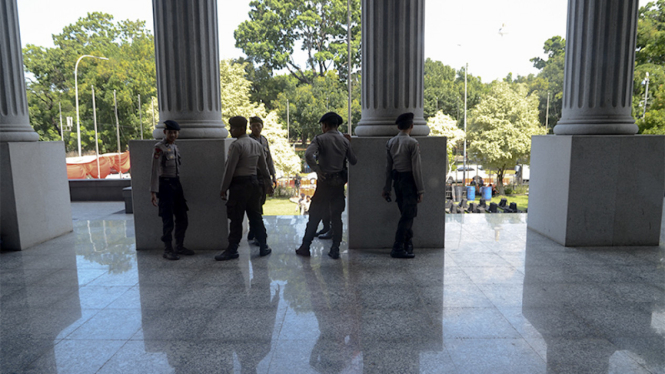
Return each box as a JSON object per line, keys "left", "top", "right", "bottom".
{"left": 525, "top": 35, "right": 566, "bottom": 130}
{"left": 467, "top": 82, "right": 546, "bottom": 194}
{"left": 235, "top": 0, "right": 361, "bottom": 84}
{"left": 273, "top": 70, "right": 356, "bottom": 144}
{"left": 23, "top": 12, "right": 156, "bottom": 154}
{"left": 423, "top": 59, "right": 487, "bottom": 122}
{"left": 635, "top": 0, "right": 665, "bottom": 134}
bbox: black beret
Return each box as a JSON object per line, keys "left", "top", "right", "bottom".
{"left": 395, "top": 112, "right": 414, "bottom": 126}
{"left": 164, "top": 120, "right": 180, "bottom": 131}
{"left": 229, "top": 116, "right": 248, "bottom": 128}
{"left": 249, "top": 116, "right": 263, "bottom": 125}
{"left": 319, "top": 111, "right": 343, "bottom": 126}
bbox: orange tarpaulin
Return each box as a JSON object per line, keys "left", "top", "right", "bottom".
{"left": 101, "top": 151, "right": 130, "bottom": 174}
{"left": 66, "top": 151, "right": 131, "bottom": 179}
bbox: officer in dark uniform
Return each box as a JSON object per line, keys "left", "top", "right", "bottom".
{"left": 382, "top": 113, "right": 424, "bottom": 258}
{"left": 216, "top": 116, "right": 273, "bottom": 261}
{"left": 150, "top": 120, "right": 194, "bottom": 260}
{"left": 247, "top": 116, "right": 277, "bottom": 245}
{"left": 296, "top": 112, "right": 357, "bottom": 259}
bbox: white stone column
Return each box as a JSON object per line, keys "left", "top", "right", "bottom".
{"left": 554, "top": 0, "right": 640, "bottom": 135}
{"left": 356, "top": 0, "right": 429, "bottom": 136}
{"left": 0, "top": 0, "right": 39, "bottom": 142}
{"left": 152, "top": 0, "right": 227, "bottom": 139}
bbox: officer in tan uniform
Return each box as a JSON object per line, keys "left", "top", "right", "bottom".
{"left": 150, "top": 120, "right": 194, "bottom": 260}
{"left": 296, "top": 112, "right": 357, "bottom": 259}
{"left": 247, "top": 116, "right": 277, "bottom": 245}
{"left": 381, "top": 113, "right": 424, "bottom": 258}
{"left": 216, "top": 116, "right": 274, "bottom": 261}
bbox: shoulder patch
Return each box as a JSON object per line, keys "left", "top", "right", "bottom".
{"left": 154, "top": 147, "right": 162, "bottom": 159}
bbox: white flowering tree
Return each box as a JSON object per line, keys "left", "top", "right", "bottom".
{"left": 426, "top": 110, "right": 465, "bottom": 172}
{"left": 220, "top": 59, "right": 301, "bottom": 177}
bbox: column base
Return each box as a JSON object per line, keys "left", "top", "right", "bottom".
{"left": 553, "top": 123, "right": 639, "bottom": 135}
{"left": 129, "top": 139, "right": 233, "bottom": 250}
{"left": 348, "top": 136, "right": 446, "bottom": 249}
{"left": 527, "top": 135, "right": 665, "bottom": 246}
{"left": 1, "top": 142, "right": 73, "bottom": 250}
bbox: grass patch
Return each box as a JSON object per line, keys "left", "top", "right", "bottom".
{"left": 263, "top": 196, "right": 300, "bottom": 216}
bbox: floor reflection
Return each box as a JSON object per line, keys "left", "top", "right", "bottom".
{"left": 1, "top": 202, "right": 664, "bottom": 373}
{"left": 522, "top": 233, "right": 665, "bottom": 374}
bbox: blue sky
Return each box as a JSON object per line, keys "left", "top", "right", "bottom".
{"left": 17, "top": 0, "right": 652, "bottom": 83}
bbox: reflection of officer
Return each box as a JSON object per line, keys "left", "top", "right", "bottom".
{"left": 296, "top": 112, "right": 357, "bottom": 259}
{"left": 247, "top": 116, "right": 277, "bottom": 246}
{"left": 217, "top": 116, "right": 273, "bottom": 261}
{"left": 150, "top": 120, "right": 194, "bottom": 260}
{"left": 382, "top": 113, "right": 424, "bottom": 259}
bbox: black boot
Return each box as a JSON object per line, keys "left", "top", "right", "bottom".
{"left": 295, "top": 245, "right": 311, "bottom": 257}
{"left": 163, "top": 243, "right": 180, "bottom": 261}
{"left": 328, "top": 246, "right": 340, "bottom": 259}
{"left": 259, "top": 244, "right": 272, "bottom": 257}
{"left": 405, "top": 241, "right": 414, "bottom": 255}
{"left": 215, "top": 245, "right": 239, "bottom": 261}
{"left": 175, "top": 244, "right": 195, "bottom": 256}
{"left": 390, "top": 242, "right": 414, "bottom": 259}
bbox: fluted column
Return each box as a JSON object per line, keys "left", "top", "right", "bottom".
{"left": 152, "top": 0, "right": 227, "bottom": 139}
{"left": 356, "top": 0, "right": 429, "bottom": 137}
{"left": 0, "top": 0, "right": 39, "bottom": 142}
{"left": 554, "top": 0, "right": 639, "bottom": 135}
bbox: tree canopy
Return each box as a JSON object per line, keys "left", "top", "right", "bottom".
{"left": 467, "top": 82, "right": 546, "bottom": 193}
{"left": 635, "top": 0, "right": 665, "bottom": 134}
{"left": 234, "top": 0, "right": 361, "bottom": 84}
{"left": 23, "top": 12, "right": 156, "bottom": 154}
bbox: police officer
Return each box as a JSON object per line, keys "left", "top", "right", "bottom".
{"left": 150, "top": 120, "right": 194, "bottom": 260}
{"left": 381, "top": 113, "right": 424, "bottom": 258}
{"left": 296, "top": 112, "right": 357, "bottom": 259}
{"left": 247, "top": 116, "right": 277, "bottom": 245}
{"left": 216, "top": 116, "right": 273, "bottom": 261}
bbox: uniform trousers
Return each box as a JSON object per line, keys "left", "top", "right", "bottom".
{"left": 301, "top": 176, "right": 346, "bottom": 248}
{"left": 393, "top": 171, "right": 418, "bottom": 244}
{"left": 158, "top": 177, "right": 188, "bottom": 247}
{"left": 227, "top": 176, "right": 267, "bottom": 249}
{"left": 247, "top": 177, "right": 268, "bottom": 240}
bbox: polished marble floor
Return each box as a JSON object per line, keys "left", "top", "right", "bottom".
{"left": 1, "top": 202, "right": 664, "bottom": 374}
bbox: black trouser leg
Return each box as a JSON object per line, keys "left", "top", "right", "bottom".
{"left": 394, "top": 174, "right": 418, "bottom": 244}
{"left": 158, "top": 181, "right": 175, "bottom": 247}
{"left": 173, "top": 181, "right": 188, "bottom": 248}
{"left": 246, "top": 183, "right": 267, "bottom": 246}
{"left": 227, "top": 184, "right": 250, "bottom": 249}
{"left": 301, "top": 186, "right": 329, "bottom": 248}
{"left": 330, "top": 186, "right": 346, "bottom": 248}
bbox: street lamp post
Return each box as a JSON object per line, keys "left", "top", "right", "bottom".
{"left": 463, "top": 62, "right": 468, "bottom": 186}
{"left": 75, "top": 55, "right": 109, "bottom": 157}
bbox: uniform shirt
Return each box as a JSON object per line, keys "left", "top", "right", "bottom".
{"left": 383, "top": 131, "right": 424, "bottom": 194}
{"left": 305, "top": 129, "right": 357, "bottom": 174}
{"left": 149, "top": 140, "right": 180, "bottom": 193}
{"left": 249, "top": 133, "right": 276, "bottom": 178}
{"left": 220, "top": 134, "right": 271, "bottom": 193}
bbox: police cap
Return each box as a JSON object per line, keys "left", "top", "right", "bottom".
{"left": 395, "top": 112, "right": 414, "bottom": 129}
{"left": 163, "top": 120, "right": 181, "bottom": 131}
{"left": 319, "top": 112, "right": 343, "bottom": 127}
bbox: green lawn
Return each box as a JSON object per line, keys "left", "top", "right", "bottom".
{"left": 263, "top": 194, "right": 530, "bottom": 216}
{"left": 263, "top": 197, "right": 300, "bottom": 216}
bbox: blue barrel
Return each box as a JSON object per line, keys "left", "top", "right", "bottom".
{"left": 466, "top": 186, "right": 475, "bottom": 200}
{"left": 482, "top": 186, "right": 492, "bottom": 200}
